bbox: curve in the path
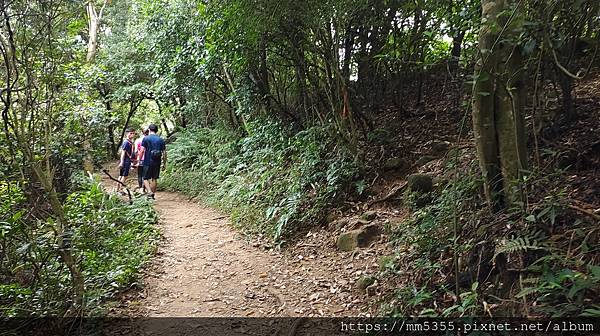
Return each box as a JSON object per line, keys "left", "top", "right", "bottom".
{"left": 128, "top": 191, "right": 387, "bottom": 317}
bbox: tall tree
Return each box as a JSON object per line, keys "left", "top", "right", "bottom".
{"left": 86, "top": 0, "right": 109, "bottom": 63}
{"left": 0, "top": 0, "right": 85, "bottom": 308}
{"left": 472, "top": 0, "right": 527, "bottom": 209}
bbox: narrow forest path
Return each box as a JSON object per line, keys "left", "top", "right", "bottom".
{"left": 113, "top": 189, "right": 390, "bottom": 318}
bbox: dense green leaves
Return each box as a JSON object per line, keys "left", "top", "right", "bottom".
{"left": 0, "top": 177, "right": 159, "bottom": 316}
{"left": 161, "top": 122, "right": 360, "bottom": 240}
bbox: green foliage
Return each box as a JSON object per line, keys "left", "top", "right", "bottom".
{"left": 161, "top": 121, "right": 360, "bottom": 241}
{"left": 0, "top": 178, "right": 159, "bottom": 317}
{"left": 383, "top": 161, "right": 600, "bottom": 317}
{"left": 383, "top": 166, "right": 483, "bottom": 317}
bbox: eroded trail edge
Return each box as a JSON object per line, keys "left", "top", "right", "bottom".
{"left": 122, "top": 192, "right": 388, "bottom": 317}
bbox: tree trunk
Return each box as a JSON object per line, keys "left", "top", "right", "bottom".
{"left": 449, "top": 30, "right": 465, "bottom": 74}
{"left": 86, "top": 2, "right": 98, "bottom": 63}
{"left": 472, "top": 0, "right": 527, "bottom": 210}
{"left": 557, "top": 71, "right": 574, "bottom": 121}
{"left": 222, "top": 64, "right": 247, "bottom": 133}
{"left": 108, "top": 123, "right": 116, "bottom": 158}
{"left": 118, "top": 97, "right": 142, "bottom": 144}
{"left": 259, "top": 33, "right": 269, "bottom": 94}
{"left": 86, "top": 0, "right": 108, "bottom": 63}
{"left": 83, "top": 0, "right": 109, "bottom": 171}
{"left": 341, "top": 25, "right": 354, "bottom": 83}
{"left": 31, "top": 163, "right": 85, "bottom": 309}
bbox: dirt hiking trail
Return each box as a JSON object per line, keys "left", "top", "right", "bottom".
{"left": 113, "top": 189, "right": 391, "bottom": 318}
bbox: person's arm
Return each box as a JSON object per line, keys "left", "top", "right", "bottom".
{"left": 119, "top": 142, "right": 126, "bottom": 167}
{"left": 136, "top": 142, "right": 143, "bottom": 162}
{"left": 161, "top": 142, "right": 167, "bottom": 170}
{"left": 138, "top": 144, "right": 146, "bottom": 163}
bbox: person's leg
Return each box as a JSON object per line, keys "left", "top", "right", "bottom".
{"left": 152, "top": 165, "right": 160, "bottom": 193}
{"left": 115, "top": 176, "right": 122, "bottom": 192}
{"left": 116, "top": 167, "right": 125, "bottom": 191}
{"left": 142, "top": 165, "right": 154, "bottom": 198}
{"left": 140, "top": 168, "right": 147, "bottom": 193}
{"left": 137, "top": 166, "right": 144, "bottom": 190}
{"left": 120, "top": 163, "right": 130, "bottom": 193}
{"left": 144, "top": 180, "right": 153, "bottom": 195}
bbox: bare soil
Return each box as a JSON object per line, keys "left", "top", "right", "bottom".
{"left": 108, "top": 188, "right": 391, "bottom": 318}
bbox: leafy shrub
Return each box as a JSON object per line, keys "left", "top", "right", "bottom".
{"left": 161, "top": 120, "right": 361, "bottom": 241}
{"left": 382, "top": 166, "right": 483, "bottom": 317}
{"left": 0, "top": 177, "right": 159, "bottom": 316}
{"left": 382, "top": 162, "right": 600, "bottom": 317}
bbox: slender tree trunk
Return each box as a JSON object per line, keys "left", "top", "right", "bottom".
{"left": 259, "top": 33, "right": 269, "bottom": 94}
{"left": 104, "top": 101, "right": 117, "bottom": 158}
{"left": 294, "top": 49, "right": 309, "bottom": 119}
{"left": 30, "top": 164, "right": 85, "bottom": 308}
{"left": 107, "top": 123, "right": 115, "bottom": 158}
{"left": 222, "top": 64, "right": 247, "bottom": 133}
{"left": 449, "top": 30, "right": 465, "bottom": 74}
{"left": 557, "top": 71, "right": 574, "bottom": 121}
{"left": 83, "top": 0, "right": 108, "bottom": 171}
{"left": 341, "top": 25, "right": 354, "bottom": 83}
{"left": 86, "top": 0, "right": 108, "bottom": 63}
{"left": 472, "top": 0, "right": 527, "bottom": 210}
{"left": 118, "top": 97, "right": 142, "bottom": 144}
{"left": 179, "top": 96, "right": 188, "bottom": 128}
{"left": 86, "top": 2, "right": 99, "bottom": 63}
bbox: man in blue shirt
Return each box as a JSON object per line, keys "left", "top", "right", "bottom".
{"left": 116, "top": 128, "right": 136, "bottom": 194}
{"left": 139, "top": 124, "right": 166, "bottom": 199}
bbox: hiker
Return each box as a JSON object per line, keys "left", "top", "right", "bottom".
{"left": 138, "top": 124, "right": 166, "bottom": 199}
{"left": 133, "top": 128, "right": 149, "bottom": 194}
{"left": 116, "top": 128, "right": 136, "bottom": 194}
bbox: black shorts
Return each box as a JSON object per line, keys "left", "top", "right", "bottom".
{"left": 143, "top": 165, "right": 160, "bottom": 180}
{"left": 119, "top": 162, "right": 131, "bottom": 177}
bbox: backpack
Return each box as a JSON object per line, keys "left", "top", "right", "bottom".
{"left": 150, "top": 149, "right": 162, "bottom": 161}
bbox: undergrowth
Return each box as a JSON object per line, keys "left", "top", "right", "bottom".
{"left": 382, "top": 156, "right": 600, "bottom": 318}
{"left": 0, "top": 176, "right": 159, "bottom": 317}
{"left": 161, "top": 120, "right": 361, "bottom": 241}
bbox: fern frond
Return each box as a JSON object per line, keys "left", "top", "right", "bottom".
{"left": 494, "top": 235, "right": 548, "bottom": 259}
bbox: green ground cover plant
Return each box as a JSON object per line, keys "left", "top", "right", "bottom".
{"left": 161, "top": 121, "right": 361, "bottom": 241}
{"left": 0, "top": 177, "right": 159, "bottom": 317}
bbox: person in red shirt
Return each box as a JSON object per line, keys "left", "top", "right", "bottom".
{"left": 133, "top": 128, "right": 149, "bottom": 193}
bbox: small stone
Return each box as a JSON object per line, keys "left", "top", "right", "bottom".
{"left": 356, "top": 276, "right": 376, "bottom": 290}
{"left": 431, "top": 141, "right": 451, "bottom": 154}
{"left": 336, "top": 224, "right": 381, "bottom": 251}
{"left": 407, "top": 174, "right": 433, "bottom": 192}
{"left": 384, "top": 157, "right": 408, "bottom": 170}
{"left": 360, "top": 211, "right": 377, "bottom": 221}
{"left": 414, "top": 155, "right": 437, "bottom": 167}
